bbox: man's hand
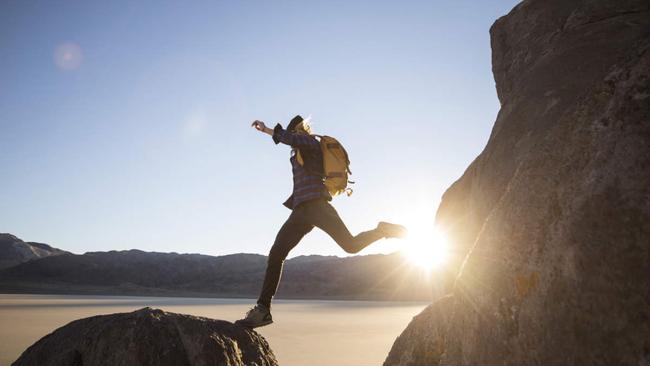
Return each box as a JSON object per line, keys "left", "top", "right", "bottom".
{"left": 251, "top": 120, "right": 273, "bottom": 136}
{"left": 252, "top": 120, "right": 266, "bottom": 131}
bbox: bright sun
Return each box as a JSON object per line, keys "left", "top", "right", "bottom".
{"left": 401, "top": 223, "right": 449, "bottom": 272}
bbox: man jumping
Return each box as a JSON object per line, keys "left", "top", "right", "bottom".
{"left": 236, "top": 115, "right": 407, "bottom": 328}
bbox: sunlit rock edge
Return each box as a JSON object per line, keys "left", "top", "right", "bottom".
{"left": 385, "top": 0, "right": 650, "bottom": 365}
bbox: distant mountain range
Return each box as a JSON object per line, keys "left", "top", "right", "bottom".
{"left": 0, "top": 234, "right": 69, "bottom": 270}
{"left": 0, "top": 234, "right": 435, "bottom": 301}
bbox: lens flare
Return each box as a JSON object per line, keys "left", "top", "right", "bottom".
{"left": 401, "top": 224, "right": 449, "bottom": 272}
{"left": 54, "top": 42, "right": 83, "bottom": 71}
{"left": 182, "top": 107, "right": 208, "bottom": 140}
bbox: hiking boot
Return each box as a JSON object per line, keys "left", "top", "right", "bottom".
{"left": 377, "top": 222, "right": 408, "bottom": 239}
{"left": 235, "top": 304, "right": 273, "bottom": 329}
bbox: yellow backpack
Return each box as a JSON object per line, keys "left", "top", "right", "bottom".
{"left": 297, "top": 135, "right": 354, "bottom": 197}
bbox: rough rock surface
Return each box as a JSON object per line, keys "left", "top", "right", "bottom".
{"left": 0, "top": 233, "right": 68, "bottom": 270}
{"left": 13, "top": 307, "right": 278, "bottom": 366}
{"left": 385, "top": 0, "right": 649, "bottom": 365}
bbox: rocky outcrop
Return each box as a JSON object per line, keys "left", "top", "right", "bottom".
{"left": 0, "top": 234, "right": 68, "bottom": 270}
{"left": 13, "top": 307, "right": 278, "bottom": 366}
{"left": 386, "top": 0, "right": 650, "bottom": 365}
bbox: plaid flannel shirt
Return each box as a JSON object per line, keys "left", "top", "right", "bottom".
{"left": 272, "top": 124, "right": 331, "bottom": 209}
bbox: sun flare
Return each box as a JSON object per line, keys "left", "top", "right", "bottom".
{"left": 401, "top": 223, "right": 449, "bottom": 272}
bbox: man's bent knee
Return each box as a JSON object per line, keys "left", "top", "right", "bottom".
{"left": 340, "top": 243, "right": 360, "bottom": 254}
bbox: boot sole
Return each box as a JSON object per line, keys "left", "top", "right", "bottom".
{"left": 235, "top": 319, "right": 274, "bottom": 329}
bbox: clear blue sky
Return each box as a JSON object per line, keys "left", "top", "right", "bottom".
{"left": 1, "top": 0, "right": 520, "bottom": 257}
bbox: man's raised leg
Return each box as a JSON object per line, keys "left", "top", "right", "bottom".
{"left": 310, "top": 200, "right": 401, "bottom": 254}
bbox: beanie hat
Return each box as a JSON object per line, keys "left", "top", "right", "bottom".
{"left": 287, "top": 115, "right": 304, "bottom": 132}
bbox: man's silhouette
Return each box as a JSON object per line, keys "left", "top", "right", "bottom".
{"left": 236, "top": 115, "right": 407, "bottom": 328}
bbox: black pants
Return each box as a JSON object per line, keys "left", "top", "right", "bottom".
{"left": 257, "top": 198, "right": 385, "bottom": 308}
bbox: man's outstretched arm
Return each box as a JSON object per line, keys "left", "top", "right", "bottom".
{"left": 251, "top": 120, "right": 319, "bottom": 150}
{"left": 252, "top": 120, "right": 274, "bottom": 136}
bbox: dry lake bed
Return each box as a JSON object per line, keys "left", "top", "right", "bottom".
{"left": 0, "top": 294, "right": 427, "bottom": 366}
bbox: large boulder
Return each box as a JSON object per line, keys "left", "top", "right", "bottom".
{"left": 385, "top": 0, "right": 650, "bottom": 365}
{"left": 13, "top": 308, "right": 278, "bottom": 366}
